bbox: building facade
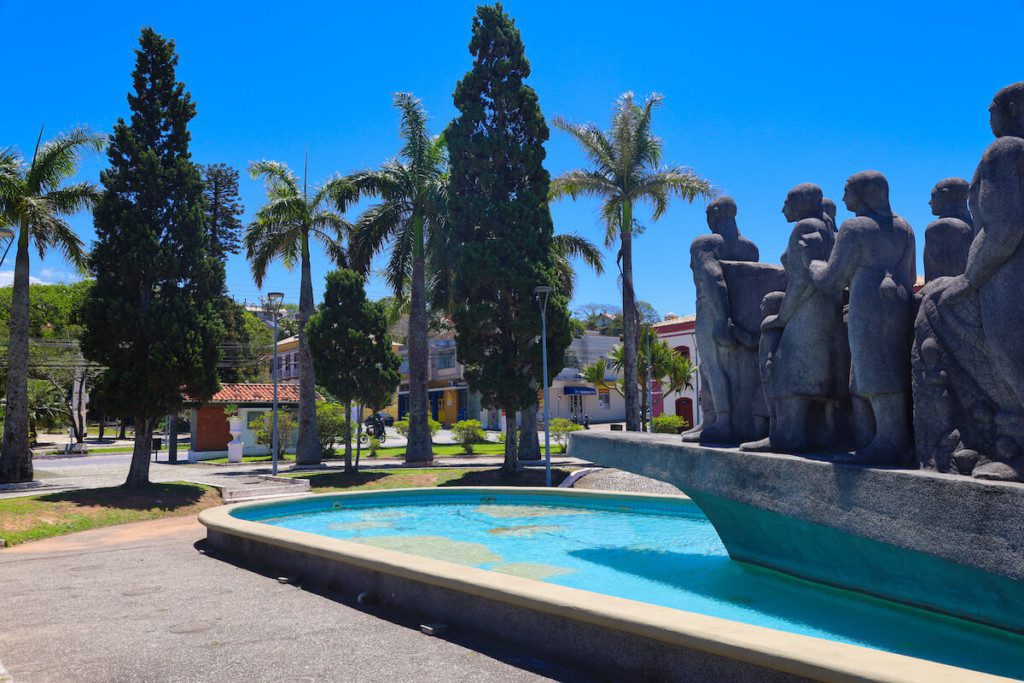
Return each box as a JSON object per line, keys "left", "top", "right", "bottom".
{"left": 650, "top": 313, "right": 701, "bottom": 429}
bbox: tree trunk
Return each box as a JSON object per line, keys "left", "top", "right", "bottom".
{"left": 344, "top": 400, "right": 353, "bottom": 473}
{"left": 168, "top": 413, "right": 178, "bottom": 464}
{"left": 355, "top": 404, "right": 363, "bottom": 471}
{"left": 620, "top": 219, "right": 641, "bottom": 431}
{"left": 502, "top": 405, "right": 519, "bottom": 474}
{"left": 405, "top": 223, "right": 432, "bottom": 463}
{"left": 294, "top": 233, "right": 321, "bottom": 465}
{"left": 124, "top": 416, "right": 153, "bottom": 487}
{"left": 0, "top": 222, "right": 33, "bottom": 483}
{"left": 118, "top": 419, "right": 127, "bottom": 440}
{"left": 518, "top": 402, "right": 541, "bottom": 460}
{"left": 98, "top": 416, "right": 105, "bottom": 441}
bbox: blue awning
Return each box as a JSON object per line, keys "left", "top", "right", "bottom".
{"left": 563, "top": 386, "right": 597, "bottom": 396}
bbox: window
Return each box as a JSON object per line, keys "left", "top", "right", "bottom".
{"left": 598, "top": 387, "right": 610, "bottom": 409}
{"left": 675, "top": 345, "right": 690, "bottom": 360}
{"left": 399, "top": 358, "right": 409, "bottom": 374}
{"left": 246, "top": 411, "right": 267, "bottom": 430}
{"left": 437, "top": 352, "right": 456, "bottom": 370}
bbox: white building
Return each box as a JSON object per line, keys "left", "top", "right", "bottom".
{"left": 651, "top": 313, "right": 701, "bottom": 430}
{"left": 542, "top": 332, "right": 626, "bottom": 424}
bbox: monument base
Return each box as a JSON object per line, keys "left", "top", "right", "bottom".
{"left": 569, "top": 431, "right": 1024, "bottom": 634}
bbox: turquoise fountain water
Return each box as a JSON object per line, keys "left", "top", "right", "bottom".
{"left": 234, "top": 490, "right": 1024, "bottom": 679}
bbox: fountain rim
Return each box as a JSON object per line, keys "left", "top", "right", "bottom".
{"left": 199, "top": 486, "right": 1003, "bottom": 683}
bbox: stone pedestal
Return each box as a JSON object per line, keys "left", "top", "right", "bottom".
{"left": 227, "top": 416, "right": 244, "bottom": 464}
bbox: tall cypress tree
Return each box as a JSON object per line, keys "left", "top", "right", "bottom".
{"left": 448, "top": 4, "right": 571, "bottom": 473}
{"left": 82, "top": 27, "right": 224, "bottom": 487}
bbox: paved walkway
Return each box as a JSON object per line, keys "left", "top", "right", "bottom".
{"left": 0, "top": 516, "right": 584, "bottom": 682}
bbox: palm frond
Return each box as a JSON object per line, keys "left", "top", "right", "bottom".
{"left": 248, "top": 160, "right": 299, "bottom": 196}
{"left": 633, "top": 168, "right": 714, "bottom": 220}
{"left": 349, "top": 202, "right": 402, "bottom": 276}
{"left": 549, "top": 169, "right": 619, "bottom": 203}
{"left": 550, "top": 118, "right": 615, "bottom": 172}
{"left": 393, "top": 92, "right": 432, "bottom": 171}
{"left": 25, "top": 126, "right": 106, "bottom": 193}
{"left": 30, "top": 214, "right": 87, "bottom": 269}
{"left": 553, "top": 232, "right": 604, "bottom": 276}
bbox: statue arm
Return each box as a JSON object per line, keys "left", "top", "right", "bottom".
{"left": 965, "top": 146, "right": 1024, "bottom": 289}
{"left": 805, "top": 223, "right": 861, "bottom": 292}
{"left": 691, "top": 239, "right": 736, "bottom": 345}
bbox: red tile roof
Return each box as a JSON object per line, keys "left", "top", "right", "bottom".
{"left": 185, "top": 383, "right": 302, "bottom": 405}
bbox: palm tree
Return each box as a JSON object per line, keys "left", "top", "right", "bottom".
{"left": 551, "top": 92, "right": 713, "bottom": 431}
{"left": 606, "top": 328, "right": 696, "bottom": 430}
{"left": 0, "top": 127, "right": 104, "bottom": 483}
{"left": 346, "top": 93, "right": 448, "bottom": 464}
{"left": 246, "top": 159, "right": 351, "bottom": 465}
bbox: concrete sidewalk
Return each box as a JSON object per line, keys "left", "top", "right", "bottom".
{"left": 0, "top": 516, "right": 582, "bottom": 682}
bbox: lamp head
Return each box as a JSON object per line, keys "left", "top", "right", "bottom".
{"left": 267, "top": 292, "right": 285, "bottom": 303}
{"left": 533, "top": 286, "right": 553, "bottom": 296}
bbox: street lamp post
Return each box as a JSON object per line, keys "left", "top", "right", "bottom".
{"left": 534, "top": 286, "right": 553, "bottom": 487}
{"left": 268, "top": 292, "right": 284, "bottom": 476}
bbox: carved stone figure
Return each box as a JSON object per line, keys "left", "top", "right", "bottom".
{"left": 685, "top": 196, "right": 785, "bottom": 444}
{"left": 913, "top": 83, "right": 1024, "bottom": 482}
{"left": 743, "top": 184, "right": 846, "bottom": 453}
{"left": 822, "top": 197, "right": 838, "bottom": 232}
{"left": 804, "top": 171, "right": 916, "bottom": 464}
{"left": 924, "top": 178, "right": 974, "bottom": 282}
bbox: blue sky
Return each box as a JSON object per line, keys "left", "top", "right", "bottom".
{"left": 2, "top": 0, "right": 1022, "bottom": 318}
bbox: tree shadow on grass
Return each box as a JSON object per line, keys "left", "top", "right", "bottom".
{"left": 438, "top": 468, "right": 572, "bottom": 488}
{"left": 35, "top": 482, "right": 211, "bottom": 511}
{"left": 301, "top": 471, "right": 392, "bottom": 490}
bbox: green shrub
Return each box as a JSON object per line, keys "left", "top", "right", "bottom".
{"left": 451, "top": 419, "right": 486, "bottom": 454}
{"left": 394, "top": 416, "right": 441, "bottom": 440}
{"left": 316, "top": 401, "right": 350, "bottom": 456}
{"left": 254, "top": 410, "right": 298, "bottom": 457}
{"left": 652, "top": 414, "right": 688, "bottom": 434}
{"left": 549, "top": 417, "right": 583, "bottom": 449}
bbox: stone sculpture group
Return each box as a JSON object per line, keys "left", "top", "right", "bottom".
{"left": 685, "top": 82, "right": 1024, "bottom": 483}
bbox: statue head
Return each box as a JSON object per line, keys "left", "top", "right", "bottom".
{"left": 821, "top": 197, "right": 838, "bottom": 232}
{"left": 761, "top": 291, "right": 784, "bottom": 319}
{"left": 706, "top": 196, "right": 737, "bottom": 234}
{"left": 843, "top": 171, "right": 892, "bottom": 217}
{"left": 782, "top": 183, "right": 824, "bottom": 223}
{"left": 990, "top": 82, "right": 1024, "bottom": 138}
{"left": 822, "top": 197, "right": 837, "bottom": 221}
{"left": 929, "top": 178, "right": 970, "bottom": 217}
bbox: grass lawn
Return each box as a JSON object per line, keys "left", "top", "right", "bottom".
{"left": 285, "top": 466, "right": 574, "bottom": 493}
{"left": 201, "top": 441, "right": 566, "bottom": 465}
{"left": 0, "top": 482, "right": 221, "bottom": 546}
{"left": 41, "top": 446, "right": 134, "bottom": 456}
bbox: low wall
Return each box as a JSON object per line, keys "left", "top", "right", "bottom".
{"left": 568, "top": 431, "right": 1024, "bottom": 634}
{"left": 200, "top": 491, "right": 996, "bottom": 683}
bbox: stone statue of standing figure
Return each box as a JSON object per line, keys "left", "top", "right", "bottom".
{"left": 803, "top": 171, "right": 916, "bottom": 464}
{"left": 913, "top": 82, "right": 1024, "bottom": 481}
{"left": 743, "top": 184, "right": 847, "bottom": 453}
{"left": 685, "top": 196, "right": 785, "bottom": 444}
{"left": 924, "top": 178, "right": 974, "bottom": 282}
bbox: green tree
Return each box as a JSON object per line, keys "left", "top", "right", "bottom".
{"left": 306, "top": 269, "right": 401, "bottom": 472}
{"left": 255, "top": 410, "right": 297, "bottom": 458}
{"left": 315, "top": 400, "right": 349, "bottom": 458}
{"left": 201, "top": 163, "right": 244, "bottom": 262}
{"left": 551, "top": 92, "right": 713, "bottom": 431}
{"left": 519, "top": 231, "right": 604, "bottom": 460}
{"left": 346, "top": 93, "right": 447, "bottom": 465}
{"left": 245, "top": 159, "right": 351, "bottom": 466}
{"left": 82, "top": 28, "right": 225, "bottom": 487}
{"left": 217, "top": 297, "right": 272, "bottom": 383}
{"left": 0, "top": 129, "right": 104, "bottom": 483}
{"left": 448, "top": 3, "right": 571, "bottom": 473}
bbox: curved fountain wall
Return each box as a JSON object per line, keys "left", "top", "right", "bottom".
{"left": 569, "top": 431, "right": 1024, "bottom": 634}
